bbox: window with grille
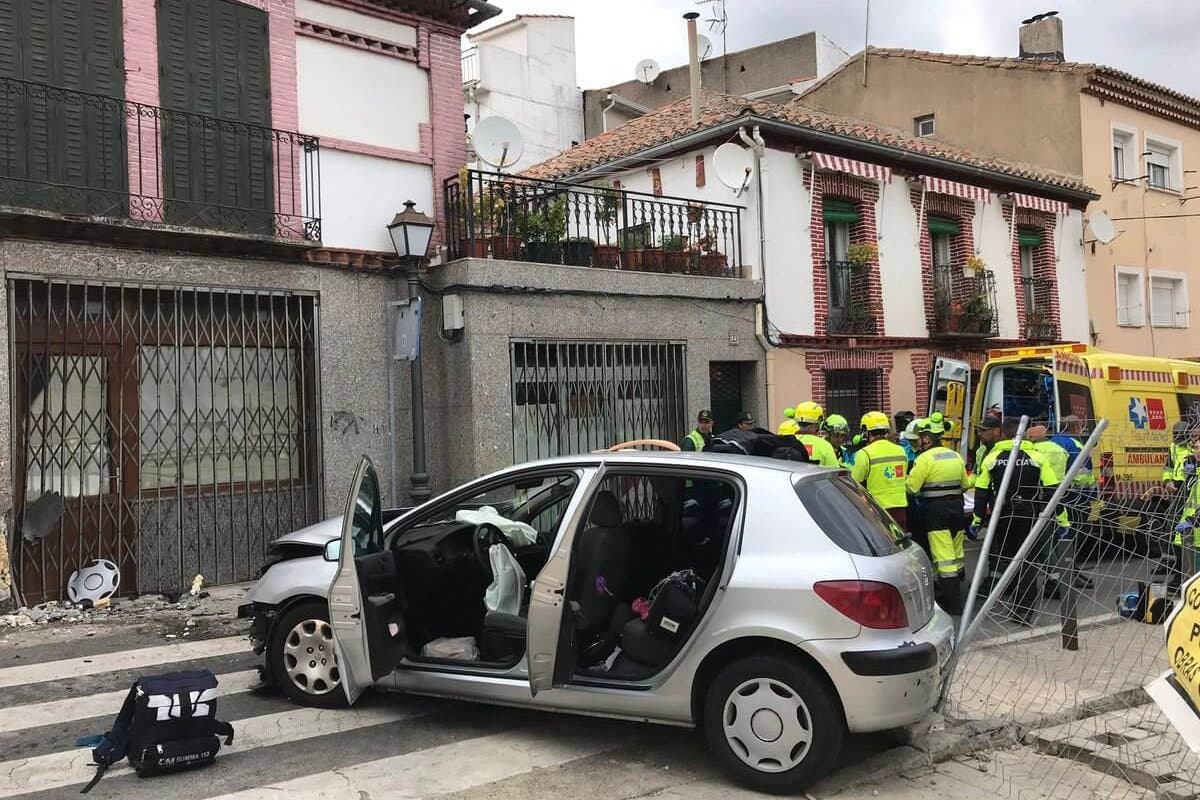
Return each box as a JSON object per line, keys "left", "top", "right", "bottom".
{"left": 825, "top": 369, "right": 881, "bottom": 426}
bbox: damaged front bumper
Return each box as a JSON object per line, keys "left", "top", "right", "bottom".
{"left": 237, "top": 602, "right": 276, "bottom": 656}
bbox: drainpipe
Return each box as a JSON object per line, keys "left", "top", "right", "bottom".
{"left": 685, "top": 12, "right": 701, "bottom": 125}
{"left": 601, "top": 92, "right": 616, "bottom": 133}
{"left": 739, "top": 124, "right": 779, "bottom": 418}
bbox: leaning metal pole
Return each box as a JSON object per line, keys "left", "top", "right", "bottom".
{"left": 938, "top": 418, "right": 1107, "bottom": 710}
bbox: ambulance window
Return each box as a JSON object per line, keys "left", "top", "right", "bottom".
{"left": 1180, "top": 394, "right": 1200, "bottom": 427}
{"left": 1058, "top": 382, "right": 1094, "bottom": 423}
{"left": 983, "top": 365, "right": 1053, "bottom": 422}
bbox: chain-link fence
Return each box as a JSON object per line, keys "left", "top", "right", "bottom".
{"left": 941, "top": 415, "right": 1200, "bottom": 799}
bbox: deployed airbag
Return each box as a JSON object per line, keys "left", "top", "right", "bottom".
{"left": 455, "top": 506, "right": 538, "bottom": 547}
{"left": 484, "top": 544, "right": 526, "bottom": 615}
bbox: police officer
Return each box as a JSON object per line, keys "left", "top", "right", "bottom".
{"left": 1168, "top": 436, "right": 1200, "bottom": 594}
{"left": 852, "top": 411, "right": 909, "bottom": 528}
{"left": 1048, "top": 415, "right": 1097, "bottom": 593}
{"left": 735, "top": 412, "right": 755, "bottom": 432}
{"left": 823, "top": 414, "right": 854, "bottom": 468}
{"left": 973, "top": 417, "right": 1060, "bottom": 626}
{"left": 682, "top": 410, "right": 714, "bottom": 451}
{"left": 793, "top": 402, "right": 840, "bottom": 467}
{"left": 973, "top": 416, "right": 1002, "bottom": 473}
{"left": 907, "top": 416, "right": 971, "bottom": 614}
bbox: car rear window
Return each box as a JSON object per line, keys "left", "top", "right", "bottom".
{"left": 794, "top": 474, "right": 903, "bottom": 557}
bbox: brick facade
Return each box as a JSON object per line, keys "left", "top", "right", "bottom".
{"left": 807, "top": 170, "right": 883, "bottom": 337}
{"left": 805, "top": 350, "right": 894, "bottom": 417}
{"left": 1009, "top": 206, "right": 1062, "bottom": 340}
{"left": 424, "top": 26, "right": 466, "bottom": 250}
{"left": 912, "top": 188, "right": 977, "bottom": 333}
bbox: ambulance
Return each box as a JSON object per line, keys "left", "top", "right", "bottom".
{"left": 927, "top": 344, "right": 1200, "bottom": 538}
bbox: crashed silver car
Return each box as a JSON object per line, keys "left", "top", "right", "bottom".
{"left": 240, "top": 452, "right": 953, "bottom": 793}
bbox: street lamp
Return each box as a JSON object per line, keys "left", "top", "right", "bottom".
{"left": 387, "top": 201, "right": 435, "bottom": 504}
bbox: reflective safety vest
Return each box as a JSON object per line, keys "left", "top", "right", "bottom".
{"left": 907, "top": 446, "right": 970, "bottom": 501}
{"left": 796, "top": 433, "right": 840, "bottom": 468}
{"left": 1032, "top": 440, "right": 1070, "bottom": 484}
{"left": 684, "top": 430, "right": 706, "bottom": 451}
{"left": 851, "top": 438, "right": 909, "bottom": 509}
{"left": 1166, "top": 443, "right": 1193, "bottom": 483}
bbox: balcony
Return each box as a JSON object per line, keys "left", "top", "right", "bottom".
{"left": 931, "top": 265, "right": 999, "bottom": 337}
{"left": 0, "top": 78, "right": 320, "bottom": 242}
{"left": 462, "top": 46, "right": 480, "bottom": 85}
{"left": 826, "top": 260, "right": 877, "bottom": 335}
{"left": 1021, "top": 276, "right": 1060, "bottom": 340}
{"left": 444, "top": 170, "right": 742, "bottom": 278}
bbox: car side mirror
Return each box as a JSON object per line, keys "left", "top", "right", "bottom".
{"left": 324, "top": 539, "right": 341, "bottom": 562}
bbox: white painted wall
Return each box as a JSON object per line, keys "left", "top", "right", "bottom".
{"left": 297, "top": 37, "right": 429, "bottom": 151}
{"left": 295, "top": 0, "right": 416, "bottom": 45}
{"left": 317, "top": 150, "right": 433, "bottom": 252}
{"left": 1055, "top": 209, "right": 1089, "bottom": 342}
{"left": 467, "top": 17, "right": 582, "bottom": 171}
{"left": 977, "top": 199, "right": 1021, "bottom": 340}
{"left": 814, "top": 33, "right": 851, "bottom": 79}
{"left": 876, "top": 176, "right": 925, "bottom": 337}
{"left": 473, "top": 23, "right": 528, "bottom": 56}
{"left": 761, "top": 149, "right": 814, "bottom": 335}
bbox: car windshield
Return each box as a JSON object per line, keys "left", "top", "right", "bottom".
{"left": 794, "top": 474, "right": 904, "bottom": 557}
{"left": 408, "top": 474, "right": 579, "bottom": 529}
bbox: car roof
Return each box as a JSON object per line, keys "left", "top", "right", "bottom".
{"left": 511, "top": 450, "right": 835, "bottom": 479}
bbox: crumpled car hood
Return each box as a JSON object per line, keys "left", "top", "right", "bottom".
{"left": 271, "top": 516, "right": 342, "bottom": 547}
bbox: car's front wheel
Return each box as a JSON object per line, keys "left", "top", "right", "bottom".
{"left": 703, "top": 654, "right": 844, "bottom": 795}
{"left": 268, "top": 600, "right": 348, "bottom": 708}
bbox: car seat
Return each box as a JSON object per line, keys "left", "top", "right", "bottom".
{"left": 573, "top": 491, "right": 633, "bottom": 635}
{"left": 620, "top": 571, "right": 705, "bottom": 669}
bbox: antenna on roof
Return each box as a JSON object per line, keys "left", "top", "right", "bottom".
{"left": 634, "top": 58, "right": 661, "bottom": 84}
{"left": 473, "top": 116, "right": 523, "bottom": 173}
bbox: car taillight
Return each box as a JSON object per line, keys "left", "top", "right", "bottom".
{"left": 1098, "top": 451, "right": 1114, "bottom": 489}
{"left": 813, "top": 580, "right": 909, "bottom": 629}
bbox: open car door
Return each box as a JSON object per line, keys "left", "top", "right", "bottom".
{"left": 329, "top": 456, "right": 407, "bottom": 705}
{"left": 929, "top": 357, "right": 972, "bottom": 460}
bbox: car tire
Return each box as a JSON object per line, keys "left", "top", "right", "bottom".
{"left": 702, "top": 654, "right": 844, "bottom": 795}
{"left": 268, "top": 600, "right": 349, "bottom": 709}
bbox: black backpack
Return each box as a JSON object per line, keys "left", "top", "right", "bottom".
{"left": 82, "top": 669, "right": 234, "bottom": 793}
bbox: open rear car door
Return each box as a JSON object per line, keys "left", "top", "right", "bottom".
{"left": 929, "top": 357, "right": 972, "bottom": 460}
{"left": 329, "top": 456, "right": 407, "bottom": 705}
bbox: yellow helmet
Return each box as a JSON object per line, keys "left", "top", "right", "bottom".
{"left": 915, "top": 415, "right": 946, "bottom": 436}
{"left": 824, "top": 414, "right": 850, "bottom": 434}
{"left": 793, "top": 401, "right": 824, "bottom": 426}
{"left": 860, "top": 411, "right": 890, "bottom": 433}
{"left": 777, "top": 419, "right": 800, "bottom": 436}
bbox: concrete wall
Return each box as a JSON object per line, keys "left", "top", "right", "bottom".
{"left": 801, "top": 54, "right": 1087, "bottom": 176}
{"left": 422, "top": 258, "right": 765, "bottom": 485}
{"left": 1078, "top": 94, "right": 1200, "bottom": 357}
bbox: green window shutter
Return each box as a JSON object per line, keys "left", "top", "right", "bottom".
{"left": 928, "top": 215, "right": 960, "bottom": 235}
{"left": 1018, "top": 228, "right": 1044, "bottom": 247}
{"left": 823, "top": 197, "right": 860, "bottom": 223}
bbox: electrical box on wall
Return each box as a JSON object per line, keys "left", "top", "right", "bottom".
{"left": 443, "top": 294, "right": 465, "bottom": 331}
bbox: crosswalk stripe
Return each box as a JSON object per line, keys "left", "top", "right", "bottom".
{"left": 0, "top": 635, "right": 248, "bottom": 690}
{"left": 0, "top": 669, "right": 262, "bottom": 734}
{"left": 200, "top": 721, "right": 630, "bottom": 800}
{"left": 0, "top": 697, "right": 438, "bottom": 797}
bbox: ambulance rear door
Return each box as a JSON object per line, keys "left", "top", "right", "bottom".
{"left": 929, "top": 357, "right": 972, "bottom": 460}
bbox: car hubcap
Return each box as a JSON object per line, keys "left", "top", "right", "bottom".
{"left": 283, "top": 618, "right": 340, "bottom": 695}
{"left": 723, "top": 678, "right": 813, "bottom": 773}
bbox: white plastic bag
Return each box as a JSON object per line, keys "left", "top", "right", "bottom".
{"left": 454, "top": 506, "right": 538, "bottom": 547}
{"left": 421, "top": 636, "right": 479, "bottom": 661}
{"left": 484, "top": 544, "right": 526, "bottom": 615}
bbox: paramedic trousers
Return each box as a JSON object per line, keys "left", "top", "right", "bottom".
{"left": 913, "top": 498, "right": 965, "bottom": 615}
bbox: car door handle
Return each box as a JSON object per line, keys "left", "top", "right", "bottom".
{"left": 368, "top": 593, "right": 396, "bottom": 607}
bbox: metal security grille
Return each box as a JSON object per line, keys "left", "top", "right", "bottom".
{"left": 9, "top": 277, "right": 322, "bottom": 603}
{"left": 510, "top": 339, "right": 687, "bottom": 462}
{"left": 708, "top": 361, "right": 744, "bottom": 433}
{"left": 825, "top": 369, "right": 883, "bottom": 426}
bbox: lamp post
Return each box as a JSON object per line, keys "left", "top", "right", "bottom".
{"left": 387, "top": 201, "right": 435, "bottom": 504}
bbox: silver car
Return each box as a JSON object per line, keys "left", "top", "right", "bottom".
{"left": 240, "top": 452, "right": 954, "bottom": 794}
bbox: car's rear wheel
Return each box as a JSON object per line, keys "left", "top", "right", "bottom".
{"left": 702, "top": 654, "right": 844, "bottom": 795}
{"left": 268, "top": 600, "right": 348, "bottom": 708}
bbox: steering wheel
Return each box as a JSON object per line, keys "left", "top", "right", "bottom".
{"left": 472, "top": 523, "right": 508, "bottom": 584}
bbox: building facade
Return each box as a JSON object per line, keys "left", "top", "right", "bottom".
{"left": 801, "top": 18, "right": 1200, "bottom": 359}
{"left": 522, "top": 91, "right": 1095, "bottom": 429}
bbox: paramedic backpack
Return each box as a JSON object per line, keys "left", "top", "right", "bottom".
{"left": 82, "top": 669, "right": 234, "bottom": 793}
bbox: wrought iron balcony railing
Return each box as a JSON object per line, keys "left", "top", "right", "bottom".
{"left": 0, "top": 77, "right": 321, "bottom": 241}
{"left": 1020, "top": 276, "right": 1060, "bottom": 341}
{"left": 825, "top": 260, "right": 877, "bottom": 335}
{"left": 444, "top": 169, "right": 742, "bottom": 277}
{"left": 931, "top": 265, "right": 1000, "bottom": 337}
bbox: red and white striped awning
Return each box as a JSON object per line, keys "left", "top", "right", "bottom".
{"left": 923, "top": 175, "right": 991, "bottom": 202}
{"left": 812, "top": 153, "right": 891, "bottom": 182}
{"left": 1012, "top": 193, "right": 1069, "bottom": 215}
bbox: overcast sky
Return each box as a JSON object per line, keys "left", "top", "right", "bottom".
{"left": 473, "top": 0, "right": 1200, "bottom": 97}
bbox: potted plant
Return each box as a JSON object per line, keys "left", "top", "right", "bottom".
{"left": 697, "top": 232, "right": 727, "bottom": 276}
{"left": 519, "top": 196, "right": 567, "bottom": 264}
{"left": 686, "top": 201, "right": 706, "bottom": 225}
{"left": 594, "top": 187, "right": 621, "bottom": 268}
{"left": 960, "top": 293, "right": 995, "bottom": 334}
{"left": 663, "top": 234, "right": 689, "bottom": 273}
{"left": 563, "top": 236, "right": 596, "bottom": 267}
{"left": 964, "top": 254, "right": 986, "bottom": 276}
{"left": 846, "top": 241, "right": 879, "bottom": 267}
{"left": 1026, "top": 309, "right": 1053, "bottom": 339}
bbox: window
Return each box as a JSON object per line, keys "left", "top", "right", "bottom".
{"left": 1150, "top": 273, "right": 1188, "bottom": 328}
{"left": 824, "top": 219, "right": 850, "bottom": 262}
{"left": 931, "top": 231, "right": 953, "bottom": 269}
{"left": 1145, "top": 136, "right": 1181, "bottom": 191}
{"left": 1115, "top": 268, "right": 1144, "bottom": 326}
{"left": 1111, "top": 127, "right": 1135, "bottom": 180}
{"left": 1057, "top": 381, "right": 1095, "bottom": 424}
{"left": 914, "top": 114, "right": 935, "bottom": 137}
{"left": 411, "top": 473, "right": 580, "bottom": 544}
{"left": 825, "top": 369, "right": 882, "bottom": 425}
{"left": 795, "top": 475, "right": 904, "bottom": 557}
{"left": 1020, "top": 243, "right": 1037, "bottom": 313}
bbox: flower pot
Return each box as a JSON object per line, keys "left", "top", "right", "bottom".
{"left": 641, "top": 249, "right": 666, "bottom": 273}
{"left": 594, "top": 244, "right": 621, "bottom": 269}
{"left": 701, "top": 253, "right": 728, "bottom": 276}
{"left": 523, "top": 241, "right": 563, "bottom": 264}
{"left": 457, "top": 238, "right": 488, "bottom": 259}
{"left": 488, "top": 235, "right": 522, "bottom": 260}
{"left": 665, "top": 251, "right": 690, "bottom": 273}
{"left": 562, "top": 241, "right": 595, "bottom": 267}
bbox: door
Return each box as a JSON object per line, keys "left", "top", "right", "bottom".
{"left": 708, "top": 361, "right": 744, "bottom": 433}
{"left": 329, "top": 456, "right": 405, "bottom": 704}
{"left": 928, "top": 357, "right": 972, "bottom": 459}
{"left": 525, "top": 467, "right": 602, "bottom": 696}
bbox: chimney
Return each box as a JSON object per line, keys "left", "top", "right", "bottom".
{"left": 684, "top": 12, "right": 701, "bottom": 125}
{"left": 1019, "top": 12, "right": 1064, "bottom": 62}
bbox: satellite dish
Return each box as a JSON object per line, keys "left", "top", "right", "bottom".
{"left": 1087, "top": 211, "right": 1116, "bottom": 244}
{"left": 473, "top": 116, "right": 523, "bottom": 171}
{"left": 713, "top": 142, "right": 754, "bottom": 197}
{"left": 635, "top": 58, "right": 661, "bottom": 84}
{"left": 697, "top": 34, "right": 714, "bottom": 60}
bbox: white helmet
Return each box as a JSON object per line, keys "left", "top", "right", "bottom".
{"left": 67, "top": 559, "right": 121, "bottom": 605}
{"left": 901, "top": 419, "right": 921, "bottom": 442}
